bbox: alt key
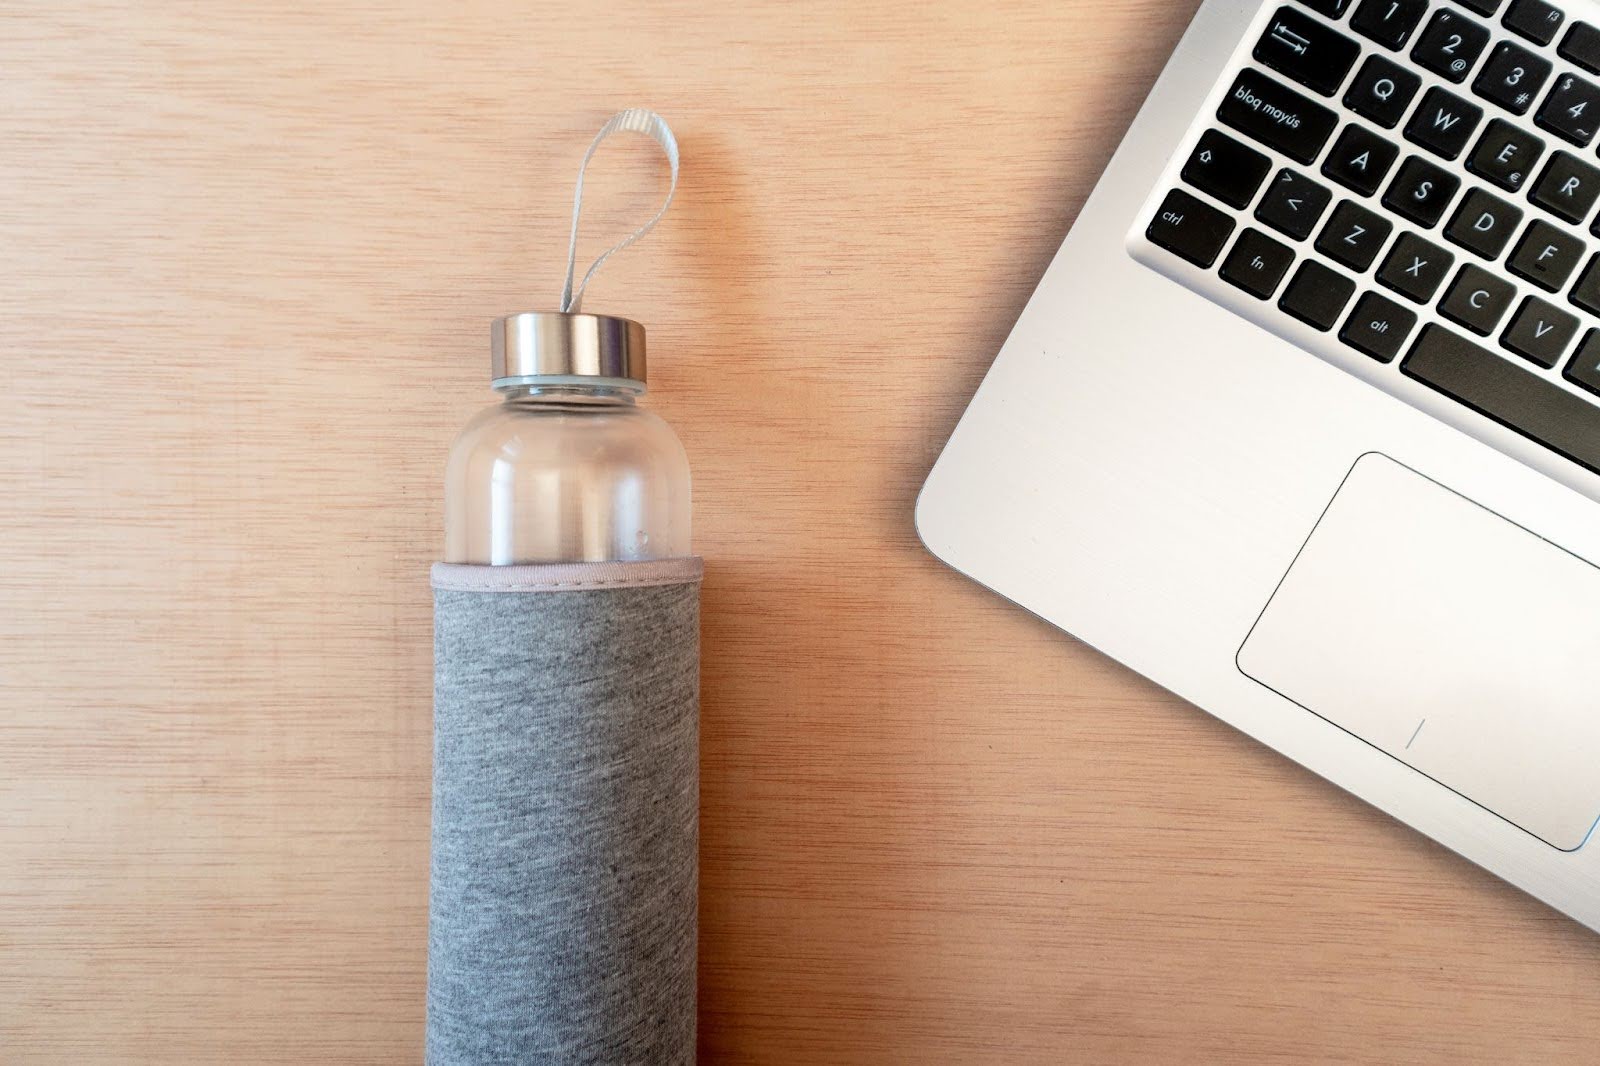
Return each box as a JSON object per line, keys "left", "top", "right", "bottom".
{"left": 1340, "top": 290, "right": 1418, "bottom": 362}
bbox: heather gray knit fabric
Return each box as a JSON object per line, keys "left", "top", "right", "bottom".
{"left": 428, "top": 559, "right": 701, "bottom": 1065}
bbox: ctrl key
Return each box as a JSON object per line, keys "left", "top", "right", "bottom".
{"left": 1147, "top": 188, "right": 1236, "bottom": 268}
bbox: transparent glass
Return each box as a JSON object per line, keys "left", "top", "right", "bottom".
{"left": 444, "top": 384, "right": 691, "bottom": 564}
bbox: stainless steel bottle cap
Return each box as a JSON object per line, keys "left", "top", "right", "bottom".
{"left": 490, "top": 312, "right": 647, "bottom": 392}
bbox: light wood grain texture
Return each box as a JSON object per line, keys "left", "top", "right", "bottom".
{"left": 2, "top": 2, "right": 1598, "bottom": 1062}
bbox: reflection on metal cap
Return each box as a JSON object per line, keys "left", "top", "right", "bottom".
{"left": 490, "top": 312, "right": 646, "bottom": 391}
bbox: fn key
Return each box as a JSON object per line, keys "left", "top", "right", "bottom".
{"left": 1221, "top": 228, "right": 1295, "bottom": 299}
{"left": 1147, "top": 188, "right": 1236, "bottom": 268}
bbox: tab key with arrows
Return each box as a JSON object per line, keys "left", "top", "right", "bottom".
{"left": 1254, "top": 5, "right": 1362, "bottom": 96}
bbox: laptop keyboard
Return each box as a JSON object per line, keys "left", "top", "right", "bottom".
{"left": 1138, "top": 0, "right": 1600, "bottom": 476}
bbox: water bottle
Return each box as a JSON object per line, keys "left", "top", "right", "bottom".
{"left": 427, "top": 110, "right": 699, "bottom": 1065}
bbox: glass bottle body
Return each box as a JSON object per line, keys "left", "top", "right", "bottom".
{"left": 444, "top": 385, "right": 690, "bottom": 564}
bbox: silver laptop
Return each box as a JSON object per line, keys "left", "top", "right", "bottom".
{"left": 918, "top": 0, "right": 1600, "bottom": 931}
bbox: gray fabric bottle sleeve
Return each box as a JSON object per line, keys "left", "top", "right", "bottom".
{"left": 427, "top": 558, "right": 702, "bottom": 1065}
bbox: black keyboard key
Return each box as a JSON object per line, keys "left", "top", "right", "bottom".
{"left": 1315, "top": 200, "right": 1394, "bottom": 270}
{"left": 1412, "top": 9, "right": 1491, "bottom": 82}
{"left": 1466, "top": 119, "right": 1545, "bottom": 191}
{"left": 1376, "top": 231, "right": 1455, "bottom": 301}
{"left": 1382, "top": 156, "right": 1461, "bottom": 226}
{"left": 1501, "top": 294, "right": 1580, "bottom": 366}
{"left": 1535, "top": 73, "right": 1600, "bottom": 146}
{"left": 1341, "top": 291, "right": 1418, "bottom": 361}
{"left": 1182, "top": 129, "right": 1272, "bottom": 209}
{"left": 1403, "top": 324, "right": 1600, "bottom": 474}
{"left": 1255, "top": 6, "right": 1363, "bottom": 96}
{"left": 1220, "top": 228, "right": 1297, "bottom": 298}
{"left": 1322, "top": 124, "right": 1400, "bottom": 195}
{"left": 1558, "top": 22, "right": 1600, "bottom": 74}
{"left": 1569, "top": 253, "right": 1600, "bottom": 313}
{"left": 1344, "top": 55, "right": 1423, "bottom": 128}
{"left": 1440, "top": 263, "right": 1518, "bottom": 332}
{"left": 1472, "top": 41, "right": 1553, "bottom": 114}
{"left": 1444, "top": 187, "right": 1524, "bottom": 257}
{"left": 1297, "top": 0, "right": 1354, "bottom": 15}
{"left": 1564, "top": 330, "right": 1600, "bottom": 394}
{"left": 1405, "top": 86, "right": 1484, "bottom": 159}
{"left": 1507, "top": 218, "right": 1584, "bottom": 289}
{"left": 1218, "top": 68, "right": 1340, "bottom": 165}
{"left": 1454, "top": 0, "right": 1503, "bottom": 14}
{"left": 1529, "top": 151, "right": 1600, "bottom": 222}
{"left": 1147, "top": 189, "right": 1236, "bottom": 268}
{"left": 1280, "top": 259, "right": 1358, "bottom": 328}
{"left": 1255, "top": 168, "right": 1334, "bottom": 239}
{"left": 1353, "top": 0, "right": 1428, "bottom": 49}
{"left": 1504, "top": 0, "right": 1566, "bottom": 45}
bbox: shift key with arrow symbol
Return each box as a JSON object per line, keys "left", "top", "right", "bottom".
{"left": 1180, "top": 128, "right": 1271, "bottom": 210}
{"left": 1254, "top": 167, "right": 1333, "bottom": 241}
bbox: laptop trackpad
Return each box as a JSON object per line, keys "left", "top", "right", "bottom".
{"left": 1237, "top": 453, "right": 1600, "bottom": 851}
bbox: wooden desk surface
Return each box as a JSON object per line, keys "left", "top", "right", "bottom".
{"left": 4, "top": 2, "right": 1598, "bottom": 1061}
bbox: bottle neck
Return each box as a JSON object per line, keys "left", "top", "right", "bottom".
{"left": 497, "top": 383, "right": 637, "bottom": 408}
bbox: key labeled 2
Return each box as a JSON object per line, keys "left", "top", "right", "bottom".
{"left": 1411, "top": 8, "right": 1490, "bottom": 83}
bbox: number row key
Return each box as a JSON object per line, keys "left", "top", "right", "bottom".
{"left": 1473, "top": 40, "right": 1551, "bottom": 115}
{"left": 1412, "top": 8, "right": 1490, "bottom": 83}
{"left": 1536, "top": 73, "right": 1600, "bottom": 147}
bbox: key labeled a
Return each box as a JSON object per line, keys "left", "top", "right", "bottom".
{"left": 1323, "top": 124, "right": 1399, "bottom": 195}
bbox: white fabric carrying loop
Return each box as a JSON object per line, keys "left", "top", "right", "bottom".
{"left": 560, "top": 109, "right": 680, "bottom": 314}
